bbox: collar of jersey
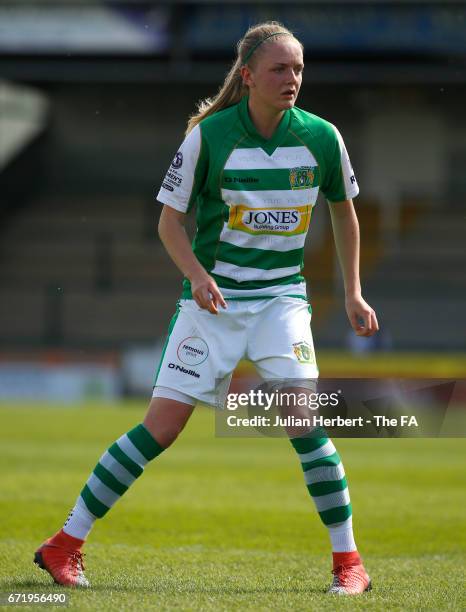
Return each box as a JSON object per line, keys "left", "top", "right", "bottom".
{"left": 238, "top": 95, "right": 291, "bottom": 156}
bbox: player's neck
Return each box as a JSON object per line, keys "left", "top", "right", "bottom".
{"left": 247, "top": 98, "right": 285, "bottom": 140}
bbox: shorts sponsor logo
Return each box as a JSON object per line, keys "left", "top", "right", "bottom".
{"left": 292, "top": 341, "right": 315, "bottom": 364}
{"left": 177, "top": 336, "right": 209, "bottom": 366}
{"left": 289, "top": 166, "right": 315, "bottom": 190}
{"left": 162, "top": 182, "right": 174, "bottom": 192}
{"left": 171, "top": 151, "right": 183, "bottom": 169}
{"left": 168, "top": 362, "right": 200, "bottom": 378}
{"left": 228, "top": 204, "right": 311, "bottom": 236}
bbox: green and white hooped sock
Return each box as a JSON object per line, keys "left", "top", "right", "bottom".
{"left": 290, "top": 430, "right": 356, "bottom": 553}
{"left": 63, "top": 424, "right": 164, "bottom": 540}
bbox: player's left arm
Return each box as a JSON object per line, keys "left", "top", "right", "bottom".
{"left": 328, "top": 199, "right": 379, "bottom": 337}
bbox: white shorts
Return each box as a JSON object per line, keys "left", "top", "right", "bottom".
{"left": 153, "top": 297, "right": 319, "bottom": 408}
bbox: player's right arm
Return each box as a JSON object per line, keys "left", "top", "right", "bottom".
{"left": 158, "top": 204, "right": 226, "bottom": 315}
{"left": 156, "top": 124, "right": 226, "bottom": 314}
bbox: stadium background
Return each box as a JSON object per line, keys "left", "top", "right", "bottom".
{"left": 0, "top": 1, "right": 465, "bottom": 609}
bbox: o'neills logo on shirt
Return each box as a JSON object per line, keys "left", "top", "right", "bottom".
{"left": 228, "top": 204, "right": 311, "bottom": 236}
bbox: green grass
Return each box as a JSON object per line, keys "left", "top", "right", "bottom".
{"left": 0, "top": 402, "right": 465, "bottom": 610}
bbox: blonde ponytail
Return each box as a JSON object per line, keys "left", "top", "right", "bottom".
{"left": 185, "top": 21, "right": 301, "bottom": 135}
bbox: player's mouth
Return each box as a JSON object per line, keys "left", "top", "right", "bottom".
{"left": 281, "top": 89, "right": 295, "bottom": 98}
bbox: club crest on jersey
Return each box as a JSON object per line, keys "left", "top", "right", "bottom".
{"left": 289, "top": 166, "right": 314, "bottom": 190}
{"left": 228, "top": 204, "right": 312, "bottom": 236}
{"left": 171, "top": 151, "right": 183, "bottom": 169}
{"left": 292, "top": 341, "right": 315, "bottom": 364}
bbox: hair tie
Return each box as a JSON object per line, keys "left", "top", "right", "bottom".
{"left": 241, "top": 32, "right": 293, "bottom": 66}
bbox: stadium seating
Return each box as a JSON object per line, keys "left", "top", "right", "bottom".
{"left": 0, "top": 195, "right": 182, "bottom": 348}
{"left": 0, "top": 193, "right": 463, "bottom": 351}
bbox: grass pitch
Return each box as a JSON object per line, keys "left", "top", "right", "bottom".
{"left": 0, "top": 402, "right": 464, "bottom": 611}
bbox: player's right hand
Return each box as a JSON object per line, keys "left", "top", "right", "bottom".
{"left": 191, "top": 273, "right": 227, "bottom": 315}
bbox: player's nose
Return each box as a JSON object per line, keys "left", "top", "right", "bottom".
{"left": 286, "top": 68, "right": 299, "bottom": 84}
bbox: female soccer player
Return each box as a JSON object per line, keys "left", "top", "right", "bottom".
{"left": 35, "top": 21, "right": 378, "bottom": 595}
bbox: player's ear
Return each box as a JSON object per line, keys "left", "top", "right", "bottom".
{"left": 240, "top": 65, "right": 254, "bottom": 88}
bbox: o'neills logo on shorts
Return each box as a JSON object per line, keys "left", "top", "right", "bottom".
{"left": 228, "top": 205, "right": 311, "bottom": 236}
{"left": 168, "top": 363, "right": 200, "bottom": 378}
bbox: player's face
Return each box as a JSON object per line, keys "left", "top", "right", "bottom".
{"left": 245, "top": 39, "right": 304, "bottom": 113}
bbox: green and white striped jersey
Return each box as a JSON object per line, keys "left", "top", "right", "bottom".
{"left": 157, "top": 95, "right": 358, "bottom": 300}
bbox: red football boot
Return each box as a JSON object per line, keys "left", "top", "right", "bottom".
{"left": 327, "top": 551, "right": 371, "bottom": 595}
{"left": 34, "top": 529, "right": 89, "bottom": 588}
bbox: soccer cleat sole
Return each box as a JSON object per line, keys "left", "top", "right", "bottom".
{"left": 327, "top": 578, "right": 372, "bottom": 595}
{"left": 34, "top": 551, "right": 46, "bottom": 571}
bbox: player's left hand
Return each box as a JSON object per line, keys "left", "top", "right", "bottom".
{"left": 345, "top": 294, "right": 379, "bottom": 337}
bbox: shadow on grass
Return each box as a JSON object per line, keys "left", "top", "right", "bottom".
{"left": 3, "top": 577, "right": 327, "bottom": 596}
{"left": 2, "top": 578, "right": 65, "bottom": 590}
{"left": 79, "top": 583, "right": 327, "bottom": 596}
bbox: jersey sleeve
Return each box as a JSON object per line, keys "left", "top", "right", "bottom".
{"left": 156, "top": 124, "right": 208, "bottom": 213}
{"left": 321, "top": 124, "right": 359, "bottom": 203}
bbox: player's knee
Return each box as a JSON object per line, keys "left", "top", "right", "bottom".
{"left": 143, "top": 399, "right": 192, "bottom": 449}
